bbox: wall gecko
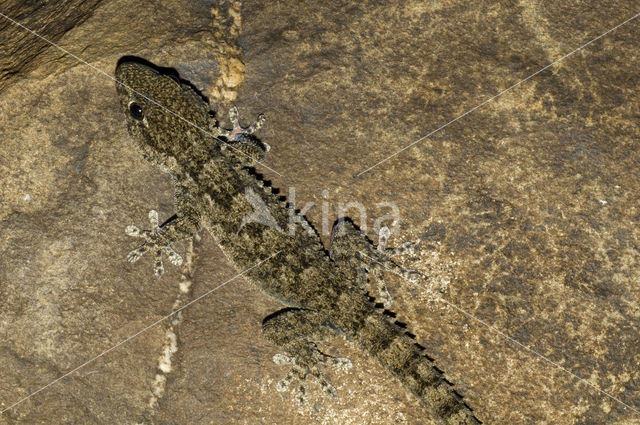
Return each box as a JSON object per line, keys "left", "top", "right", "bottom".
{"left": 114, "top": 58, "right": 480, "bottom": 425}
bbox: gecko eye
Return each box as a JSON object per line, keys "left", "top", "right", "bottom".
{"left": 128, "top": 102, "right": 144, "bottom": 120}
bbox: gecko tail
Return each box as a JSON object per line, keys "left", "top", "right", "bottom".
{"left": 355, "top": 313, "right": 480, "bottom": 425}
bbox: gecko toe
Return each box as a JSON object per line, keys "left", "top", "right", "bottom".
{"left": 272, "top": 350, "right": 350, "bottom": 405}
{"left": 125, "top": 225, "right": 143, "bottom": 237}
{"left": 162, "top": 246, "right": 183, "bottom": 266}
{"left": 154, "top": 259, "right": 165, "bottom": 277}
{"left": 126, "top": 246, "right": 148, "bottom": 263}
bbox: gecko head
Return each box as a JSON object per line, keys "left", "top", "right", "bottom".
{"left": 115, "top": 59, "right": 213, "bottom": 170}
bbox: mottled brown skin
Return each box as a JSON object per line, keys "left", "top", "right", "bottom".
{"left": 115, "top": 59, "right": 480, "bottom": 425}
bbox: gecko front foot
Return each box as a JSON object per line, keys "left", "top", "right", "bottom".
{"left": 272, "top": 349, "right": 352, "bottom": 405}
{"left": 218, "top": 106, "right": 270, "bottom": 164}
{"left": 125, "top": 210, "right": 183, "bottom": 277}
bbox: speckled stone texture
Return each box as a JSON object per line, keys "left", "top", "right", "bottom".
{"left": 0, "top": 1, "right": 638, "bottom": 424}
{"left": 0, "top": 0, "right": 103, "bottom": 91}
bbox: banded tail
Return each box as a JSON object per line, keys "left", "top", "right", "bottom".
{"left": 355, "top": 312, "right": 480, "bottom": 424}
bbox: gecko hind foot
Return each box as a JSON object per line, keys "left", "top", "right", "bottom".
{"left": 374, "top": 226, "right": 421, "bottom": 280}
{"left": 125, "top": 210, "right": 183, "bottom": 277}
{"left": 329, "top": 220, "right": 421, "bottom": 308}
{"left": 377, "top": 226, "right": 416, "bottom": 257}
{"left": 272, "top": 349, "right": 352, "bottom": 405}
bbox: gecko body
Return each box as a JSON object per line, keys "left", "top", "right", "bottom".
{"left": 115, "top": 59, "right": 480, "bottom": 425}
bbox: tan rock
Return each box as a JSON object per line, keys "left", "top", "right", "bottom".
{"left": 1, "top": 1, "right": 638, "bottom": 424}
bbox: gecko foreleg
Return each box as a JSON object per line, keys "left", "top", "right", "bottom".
{"left": 216, "top": 106, "right": 270, "bottom": 164}
{"left": 125, "top": 209, "right": 199, "bottom": 277}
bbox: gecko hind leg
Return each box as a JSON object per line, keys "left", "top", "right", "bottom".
{"left": 371, "top": 226, "right": 421, "bottom": 280}
{"left": 263, "top": 309, "right": 351, "bottom": 405}
{"left": 330, "top": 219, "right": 421, "bottom": 308}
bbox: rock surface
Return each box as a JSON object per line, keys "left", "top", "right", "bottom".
{"left": 0, "top": 0, "right": 639, "bottom": 424}
{"left": 0, "top": 0, "right": 103, "bottom": 92}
